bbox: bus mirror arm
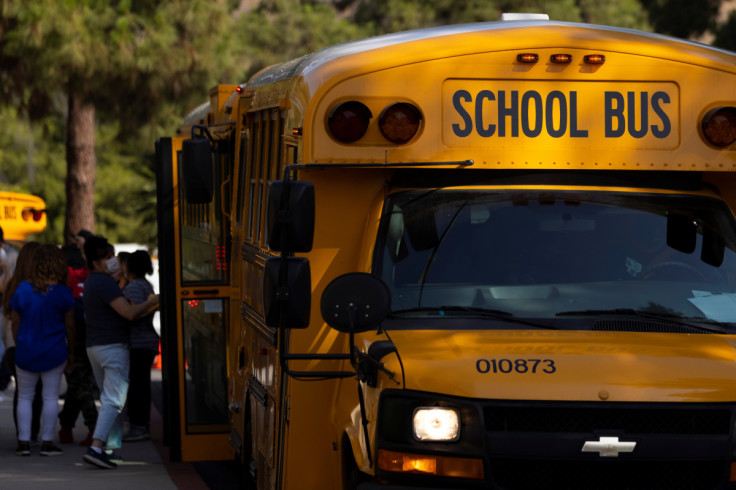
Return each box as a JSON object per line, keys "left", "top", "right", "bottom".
{"left": 190, "top": 124, "right": 214, "bottom": 143}
{"left": 355, "top": 349, "right": 399, "bottom": 387}
{"left": 346, "top": 308, "right": 397, "bottom": 385}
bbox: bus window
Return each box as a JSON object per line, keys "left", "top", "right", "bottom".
{"left": 181, "top": 297, "right": 229, "bottom": 431}
{"left": 236, "top": 133, "right": 248, "bottom": 226}
{"left": 376, "top": 190, "right": 736, "bottom": 322}
{"left": 178, "top": 150, "right": 229, "bottom": 285}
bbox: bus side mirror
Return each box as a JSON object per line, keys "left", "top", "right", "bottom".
{"left": 181, "top": 137, "right": 214, "bottom": 204}
{"left": 320, "top": 273, "right": 391, "bottom": 333}
{"left": 405, "top": 208, "right": 438, "bottom": 251}
{"left": 702, "top": 226, "right": 725, "bottom": 267}
{"left": 263, "top": 257, "right": 311, "bottom": 329}
{"left": 266, "top": 180, "right": 315, "bottom": 253}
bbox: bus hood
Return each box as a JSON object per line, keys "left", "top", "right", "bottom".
{"left": 384, "top": 329, "right": 736, "bottom": 403}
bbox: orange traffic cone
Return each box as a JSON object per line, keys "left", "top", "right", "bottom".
{"left": 153, "top": 341, "right": 162, "bottom": 370}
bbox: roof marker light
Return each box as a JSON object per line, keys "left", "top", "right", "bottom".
{"left": 550, "top": 54, "right": 573, "bottom": 64}
{"left": 517, "top": 53, "right": 539, "bottom": 64}
{"left": 584, "top": 54, "right": 606, "bottom": 65}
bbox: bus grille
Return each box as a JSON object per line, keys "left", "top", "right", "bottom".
{"left": 483, "top": 406, "right": 731, "bottom": 434}
{"left": 482, "top": 403, "right": 733, "bottom": 490}
{"left": 490, "top": 460, "right": 723, "bottom": 490}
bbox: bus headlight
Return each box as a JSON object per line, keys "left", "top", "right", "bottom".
{"left": 413, "top": 407, "right": 460, "bottom": 442}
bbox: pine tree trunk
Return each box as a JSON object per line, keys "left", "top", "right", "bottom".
{"left": 64, "top": 90, "right": 96, "bottom": 243}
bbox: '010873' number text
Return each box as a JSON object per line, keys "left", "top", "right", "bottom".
{"left": 476, "top": 358, "right": 557, "bottom": 374}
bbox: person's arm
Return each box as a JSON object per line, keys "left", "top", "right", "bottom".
{"left": 109, "top": 294, "right": 159, "bottom": 321}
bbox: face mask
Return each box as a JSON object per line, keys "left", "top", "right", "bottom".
{"left": 106, "top": 257, "right": 120, "bottom": 275}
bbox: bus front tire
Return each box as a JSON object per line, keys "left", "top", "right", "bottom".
{"left": 239, "top": 403, "right": 257, "bottom": 489}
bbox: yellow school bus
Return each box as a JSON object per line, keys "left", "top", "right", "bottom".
{"left": 156, "top": 14, "right": 736, "bottom": 489}
{"left": 0, "top": 191, "right": 47, "bottom": 243}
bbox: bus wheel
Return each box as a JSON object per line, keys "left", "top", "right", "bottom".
{"left": 343, "top": 436, "right": 369, "bottom": 490}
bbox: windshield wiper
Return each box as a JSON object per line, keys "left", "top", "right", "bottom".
{"left": 556, "top": 308, "right": 728, "bottom": 334}
{"left": 390, "top": 306, "right": 559, "bottom": 329}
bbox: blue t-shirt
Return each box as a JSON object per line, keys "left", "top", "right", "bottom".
{"left": 10, "top": 281, "right": 75, "bottom": 372}
{"left": 83, "top": 271, "right": 130, "bottom": 347}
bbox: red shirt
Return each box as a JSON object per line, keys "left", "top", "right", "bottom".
{"left": 67, "top": 266, "right": 89, "bottom": 299}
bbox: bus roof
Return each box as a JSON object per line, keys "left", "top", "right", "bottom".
{"left": 241, "top": 18, "right": 736, "bottom": 171}
{"left": 247, "top": 20, "right": 736, "bottom": 88}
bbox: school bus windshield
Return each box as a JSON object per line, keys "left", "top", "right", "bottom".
{"left": 376, "top": 189, "right": 736, "bottom": 328}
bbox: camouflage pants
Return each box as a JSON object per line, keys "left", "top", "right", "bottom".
{"left": 58, "top": 343, "right": 98, "bottom": 431}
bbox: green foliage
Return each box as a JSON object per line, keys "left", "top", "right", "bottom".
{"left": 577, "top": 0, "right": 651, "bottom": 29}
{"left": 0, "top": 0, "right": 734, "bottom": 249}
{"left": 234, "top": 0, "right": 367, "bottom": 80}
{"left": 714, "top": 10, "right": 736, "bottom": 51}
{"left": 0, "top": 0, "right": 242, "bottom": 247}
{"left": 638, "top": 0, "right": 720, "bottom": 38}
{"left": 497, "top": 0, "right": 581, "bottom": 22}
{"left": 0, "top": 106, "right": 67, "bottom": 244}
{"left": 346, "top": 0, "right": 652, "bottom": 33}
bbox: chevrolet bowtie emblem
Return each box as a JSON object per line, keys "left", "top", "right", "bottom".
{"left": 581, "top": 436, "right": 636, "bottom": 457}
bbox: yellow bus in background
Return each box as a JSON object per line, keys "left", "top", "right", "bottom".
{"left": 0, "top": 191, "right": 47, "bottom": 243}
{"left": 156, "top": 14, "right": 736, "bottom": 490}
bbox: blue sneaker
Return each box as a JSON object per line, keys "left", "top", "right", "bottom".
{"left": 83, "top": 447, "right": 117, "bottom": 469}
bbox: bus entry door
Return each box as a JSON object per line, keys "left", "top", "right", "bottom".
{"left": 156, "top": 136, "right": 234, "bottom": 462}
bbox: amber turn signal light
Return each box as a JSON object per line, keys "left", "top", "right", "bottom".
{"left": 377, "top": 449, "right": 484, "bottom": 479}
{"left": 378, "top": 103, "right": 422, "bottom": 144}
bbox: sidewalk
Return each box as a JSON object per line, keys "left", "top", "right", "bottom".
{"left": 0, "top": 371, "right": 213, "bottom": 490}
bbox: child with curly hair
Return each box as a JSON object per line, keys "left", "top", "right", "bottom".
{"left": 10, "top": 244, "right": 75, "bottom": 457}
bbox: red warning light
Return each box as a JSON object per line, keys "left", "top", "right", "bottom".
{"left": 327, "top": 101, "right": 372, "bottom": 143}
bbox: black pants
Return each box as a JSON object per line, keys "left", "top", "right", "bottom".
{"left": 127, "top": 349, "right": 157, "bottom": 428}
